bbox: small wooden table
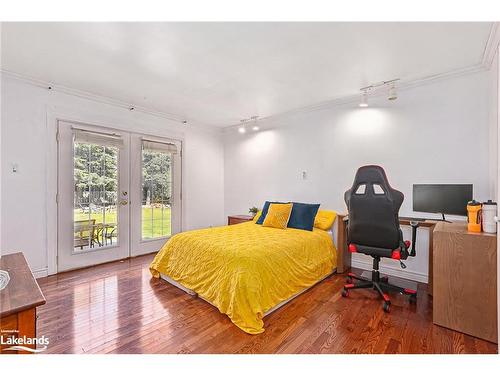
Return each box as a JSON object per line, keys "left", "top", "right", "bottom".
{"left": 0, "top": 252, "right": 46, "bottom": 354}
{"left": 227, "top": 215, "right": 254, "bottom": 225}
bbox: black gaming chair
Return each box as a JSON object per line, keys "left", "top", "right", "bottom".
{"left": 342, "top": 165, "right": 419, "bottom": 312}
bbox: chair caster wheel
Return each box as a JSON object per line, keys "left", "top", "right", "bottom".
{"left": 346, "top": 276, "right": 353, "bottom": 283}
{"left": 409, "top": 294, "right": 417, "bottom": 304}
{"left": 341, "top": 288, "right": 349, "bottom": 297}
{"left": 383, "top": 301, "right": 391, "bottom": 313}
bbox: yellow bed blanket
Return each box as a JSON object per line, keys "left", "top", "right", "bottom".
{"left": 150, "top": 221, "right": 337, "bottom": 334}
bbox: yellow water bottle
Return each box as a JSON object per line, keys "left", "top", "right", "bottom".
{"left": 467, "top": 200, "right": 482, "bottom": 232}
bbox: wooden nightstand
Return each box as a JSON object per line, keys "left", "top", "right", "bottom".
{"left": 228, "top": 215, "right": 253, "bottom": 225}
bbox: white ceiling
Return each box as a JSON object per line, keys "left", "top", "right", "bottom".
{"left": 1, "top": 22, "right": 493, "bottom": 127}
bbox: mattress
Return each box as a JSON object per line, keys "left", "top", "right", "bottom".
{"left": 150, "top": 221, "right": 337, "bottom": 334}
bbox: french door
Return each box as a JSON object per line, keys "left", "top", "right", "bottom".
{"left": 129, "top": 134, "right": 182, "bottom": 256}
{"left": 57, "top": 121, "right": 182, "bottom": 272}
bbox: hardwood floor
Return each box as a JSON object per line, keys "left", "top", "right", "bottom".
{"left": 36, "top": 254, "right": 498, "bottom": 354}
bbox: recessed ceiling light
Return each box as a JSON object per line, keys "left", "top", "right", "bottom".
{"left": 252, "top": 126, "right": 259, "bottom": 131}
{"left": 238, "top": 126, "right": 246, "bottom": 134}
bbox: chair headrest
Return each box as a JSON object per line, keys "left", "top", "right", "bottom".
{"left": 345, "top": 165, "right": 403, "bottom": 205}
{"left": 352, "top": 165, "right": 391, "bottom": 189}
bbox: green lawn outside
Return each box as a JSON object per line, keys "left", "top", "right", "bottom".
{"left": 74, "top": 206, "right": 172, "bottom": 239}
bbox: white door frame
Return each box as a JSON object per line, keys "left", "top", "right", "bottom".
{"left": 45, "top": 108, "right": 185, "bottom": 275}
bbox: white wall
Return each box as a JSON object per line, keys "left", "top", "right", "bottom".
{"left": 0, "top": 25, "right": 3, "bottom": 252}
{"left": 489, "top": 50, "right": 499, "bottom": 202}
{"left": 2, "top": 67, "right": 497, "bottom": 283}
{"left": 224, "top": 71, "right": 495, "bottom": 282}
{"left": 0, "top": 74, "right": 225, "bottom": 276}
{"left": 496, "top": 44, "right": 500, "bottom": 352}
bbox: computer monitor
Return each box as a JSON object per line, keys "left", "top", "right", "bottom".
{"left": 413, "top": 184, "right": 472, "bottom": 219}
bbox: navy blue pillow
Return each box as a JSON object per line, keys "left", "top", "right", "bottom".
{"left": 287, "top": 202, "right": 321, "bottom": 231}
{"left": 256, "top": 201, "right": 284, "bottom": 225}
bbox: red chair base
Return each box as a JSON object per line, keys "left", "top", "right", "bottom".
{"left": 341, "top": 261, "right": 417, "bottom": 312}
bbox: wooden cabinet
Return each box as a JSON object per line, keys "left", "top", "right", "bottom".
{"left": 227, "top": 215, "right": 253, "bottom": 225}
{"left": 433, "top": 222, "right": 497, "bottom": 343}
{"left": 0, "top": 252, "right": 46, "bottom": 354}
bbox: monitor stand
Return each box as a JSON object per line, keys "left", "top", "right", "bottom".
{"left": 437, "top": 212, "right": 452, "bottom": 223}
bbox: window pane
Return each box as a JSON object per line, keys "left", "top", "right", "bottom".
{"left": 141, "top": 148, "right": 172, "bottom": 239}
{"left": 74, "top": 141, "right": 119, "bottom": 250}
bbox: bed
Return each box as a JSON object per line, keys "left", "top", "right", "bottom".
{"left": 150, "top": 219, "right": 337, "bottom": 334}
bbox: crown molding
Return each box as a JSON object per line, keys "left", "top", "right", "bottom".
{"left": 0, "top": 69, "right": 221, "bottom": 134}
{"left": 481, "top": 22, "right": 500, "bottom": 69}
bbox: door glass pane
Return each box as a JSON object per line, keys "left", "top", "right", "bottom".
{"left": 141, "top": 147, "right": 172, "bottom": 239}
{"left": 74, "top": 141, "right": 119, "bottom": 250}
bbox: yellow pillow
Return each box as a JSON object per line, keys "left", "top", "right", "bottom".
{"left": 262, "top": 203, "right": 293, "bottom": 229}
{"left": 314, "top": 209, "right": 337, "bottom": 231}
{"left": 252, "top": 210, "right": 262, "bottom": 222}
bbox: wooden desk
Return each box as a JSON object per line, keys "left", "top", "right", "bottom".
{"left": 433, "top": 222, "right": 497, "bottom": 343}
{"left": 336, "top": 214, "right": 438, "bottom": 294}
{"left": 0, "top": 252, "right": 46, "bottom": 354}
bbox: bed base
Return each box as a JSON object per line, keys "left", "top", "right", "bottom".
{"left": 160, "top": 268, "right": 337, "bottom": 318}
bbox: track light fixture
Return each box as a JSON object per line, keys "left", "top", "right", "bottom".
{"left": 387, "top": 82, "right": 398, "bottom": 101}
{"left": 359, "top": 78, "right": 400, "bottom": 106}
{"left": 238, "top": 119, "right": 247, "bottom": 133}
{"left": 251, "top": 115, "right": 260, "bottom": 131}
{"left": 359, "top": 90, "right": 369, "bottom": 108}
{"left": 238, "top": 116, "right": 260, "bottom": 133}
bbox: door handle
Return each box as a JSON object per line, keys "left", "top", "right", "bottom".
{"left": 120, "top": 200, "right": 128, "bottom": 206}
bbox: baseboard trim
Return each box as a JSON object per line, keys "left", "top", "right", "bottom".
{"left": 351, "top": 258, "right": 428, "bottom": 284}
{"left": 33, "top": 267, "right": 49, "bottom": 279}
